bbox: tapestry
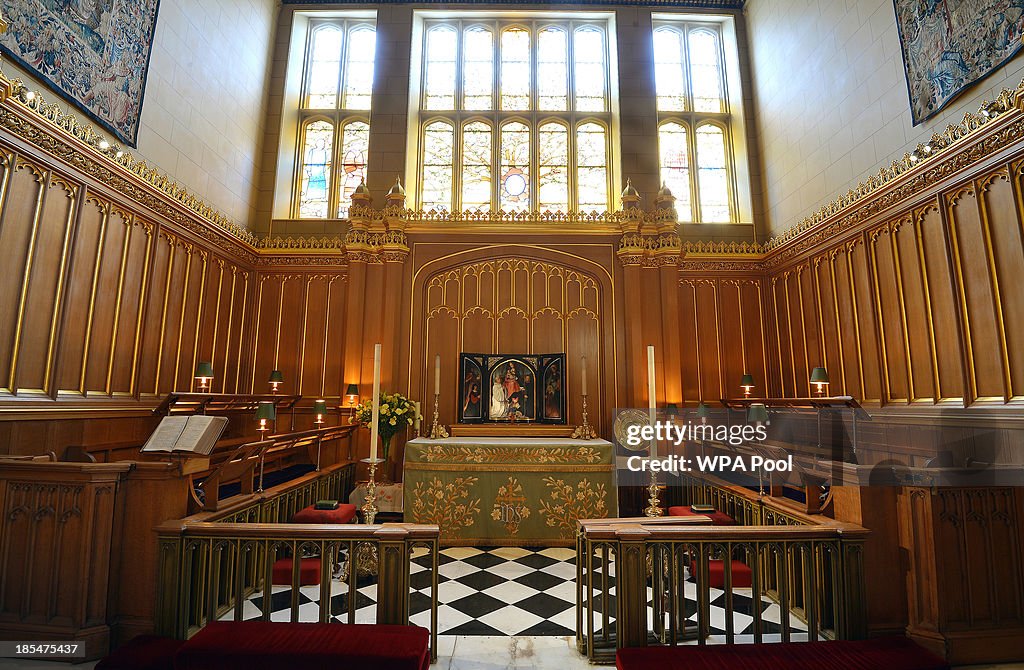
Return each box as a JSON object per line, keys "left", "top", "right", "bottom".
{"left": 894, "top": 0, "right": 1024, "bottom": 125}
{"left": 0, "top": 0, "right": 161, "bottom": 146}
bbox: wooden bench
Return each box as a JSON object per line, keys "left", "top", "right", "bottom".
{"left": 616, "top": 637, "right": 949, "bottom": 670}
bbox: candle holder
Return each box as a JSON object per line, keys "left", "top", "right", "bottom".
{"left": 362, "top": 460, "right": 379, "bottom": 524}
{"left": 644, "top": 470, "right": 663, "bottom": 517}
{"left": 429, "top": 392, "right": 449, "bottom": 439}
{"left": 571, "top": 393, "right": 597, "bottom": 439}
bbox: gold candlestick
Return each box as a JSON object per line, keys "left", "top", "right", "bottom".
{"left": 429, "top": 392, "right": 449, "bottom": 439}
{"left": 362, "top": 460, "right": 379, "bottom": 525}
{"left": 644, "top": 470, "right": 663, "bottom": 517}
{"left": 571, "top": 393, "right": 597, "bottom": 439}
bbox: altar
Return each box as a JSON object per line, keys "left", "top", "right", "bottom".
{"left": 402, "top": 437, "right": 616, "bottom": 546}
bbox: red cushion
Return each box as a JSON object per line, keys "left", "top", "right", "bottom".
{"left": 704, "top": 559, "right": 753, "bottom": 588}
{"left": 668, "top": 506, "right": 736, "bottom": 525}
{"left": 272, "top": 557, "right": 321, "bottom": 586}
{"left": 615, "top": 637, "right": 950, "bottom": 670}
{"left": 291, "top": 503, "right": 357, "bottom": 524}
{"left": 96, "top": 634, "right": 184, "bottom": 670}
{"left": 176, "top": 621, "right": 431, "bottom": 670}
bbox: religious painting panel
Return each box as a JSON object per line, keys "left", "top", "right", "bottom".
{"left": 458, "top": 352, "right": 566, "bottom": 424}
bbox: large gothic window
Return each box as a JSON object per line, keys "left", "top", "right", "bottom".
{"left": 296, "top": 20, "right": 376, "bottom": 218}
{"left": 415, "top": 18, "right": 613, "bottom": 214}
{"left": 653, "top": 22, "right": 736, "bottom": 223}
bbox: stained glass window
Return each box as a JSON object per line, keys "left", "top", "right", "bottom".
{"left": 538, "top": 27, "right": 568, "bottom": 111}
{"left": 658, "top": 122, "right": 691, "bottom": 219}
{"left": 653, "top": 21, "right": 735, "bottom": 222}
{"left": 426, "top": 26, "right": 458, "bottom": 110}
{"left": 539, "top": 122, "right": 569, "bottom": 212}
{"left": 299, "top": 120, "right": 334, "bottom": 218}
{"left": 696, "top": 124, "right": 729, "bottom": 222}
{"left": 573, "top": 27, "right": 606, "bottom": 112}
{"left": 463, "top": 28, "right": 493, "bottom": 110}
{"left": 295, "top": 19, "right": 375, "bottom": 219}
{"left": 422, "top": 121, "right": 455, "bottom": 211}
{"left": 462, "top": 121, "right": 492, "bottom": 211}
{"left": 576, "top": 123, "right": 607, "bottom": 212}
{"left": 417, "top": 18, "right": 612, "bottom": 213}
{"left": 500, "top": 122, "right": 530, "bottom": 211}
{"left": 501, "top": 28, "right": 531, "bottom": 111}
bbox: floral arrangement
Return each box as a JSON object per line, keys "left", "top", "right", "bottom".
{"left": 351, "top": 391, "right": 417, "bottom": 461}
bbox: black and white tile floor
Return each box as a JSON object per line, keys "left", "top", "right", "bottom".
{"left": 228, "top": 545, "right": 807, "bottom": 640}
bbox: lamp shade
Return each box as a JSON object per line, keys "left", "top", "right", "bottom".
{"left": 255, "top": 402, "right": 277, "bottom": 421}
{"left": 194, "top": 361, "right": 214, "bottom": 378}
{"left": 809, "top": 367, "right": 830, "bottom": 384}
{"left": 696, "top": 402, "right": 711, "bottom": 419}
{"left": 747, "top": 403, "right": 769, "bottom": 424}
{"left": 313, "top": 399, "right": 328, "bottom": 415}
{"left": 345, "top": 383, "right": 359, "bottom": 396}
{"left": 740, "top": 373, "right": 754, "bottom": 387}
{"left": 268, "top": 369, "right": 284, "bottom": 383}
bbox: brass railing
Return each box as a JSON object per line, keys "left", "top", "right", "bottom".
{"left": 155, "top": 521, "right": 440, "bottom": 660}
{"left": 576, "top": 517, "right": 868, "bottom": 664}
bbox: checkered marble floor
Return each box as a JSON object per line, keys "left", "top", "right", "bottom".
{"left": 226, "top": 545, "right": 807, "bottom": 639}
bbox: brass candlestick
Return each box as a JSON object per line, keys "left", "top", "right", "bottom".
{"left": 429, "top": 392, "right": 449, "bottom": 439}
{"left": 571, "top": 393, "right": 597, "bottom": 439}
{"left": 644, "top": 471, "right": 663, "bottom": 517}
{"left": 362, "top": 460, "right": 379, "bottom": 524}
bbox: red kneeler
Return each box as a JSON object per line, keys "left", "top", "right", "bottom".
{"left": 668, "top": 506, "right": 736, "bottom": 526}
{"left": 705, "top": 559, "right": 753, "bottom": 588}
{"left": 291, "top": 503, "right": 357, "bottom": 524}
{"left": 272, "top": 557, "right": 322, "bottom": 586}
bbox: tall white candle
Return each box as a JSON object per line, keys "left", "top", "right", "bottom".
{"left": 370, "top": 343, "right": 382, "bottom": 463}
{"left": 581, "top": 356, "right": 588, "bottom": 396}
{"left": 647, "top": 345, "right": 657, "bottom": 458}
{"left": 413, "top": 400, "right": 421, "bottom": 432}
{"left": 434, "top": 354, "right": 441, "bottom": 395}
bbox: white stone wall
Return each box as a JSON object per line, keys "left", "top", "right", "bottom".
{"left": 746, "top": 0, "right": 1024, "bottom": 235}
{"left": 3, "top": 0, "right": 277, "bottom": 227}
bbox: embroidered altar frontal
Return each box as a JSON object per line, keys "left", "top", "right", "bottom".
{"left": 403, "top": 437, "right": 616, "bottom": 546}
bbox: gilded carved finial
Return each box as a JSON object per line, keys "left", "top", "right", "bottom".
{"left": 621, "top": 178, "right": 639, "bottom": 199}
{"left": 387, "top": 176, "right": 405, "bottom": 197}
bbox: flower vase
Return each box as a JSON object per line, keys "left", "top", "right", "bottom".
{"left": 376, "top": 433, "right": 394, "bottom": 485}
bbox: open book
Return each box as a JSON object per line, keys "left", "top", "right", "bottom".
{"left": 141, "top": 416, "right": 229, "bottom": 456}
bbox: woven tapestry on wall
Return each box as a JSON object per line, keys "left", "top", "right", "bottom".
{"left": 0, "top": 0, "right": 161, "bottom": 146}
{"left": 894, "top": 0, "right": 1024, "bottom": 125}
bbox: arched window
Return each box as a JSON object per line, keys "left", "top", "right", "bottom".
{"left": 415, "top": 18, "right": 613, "bottom": 214}
{"left": 422, "top": 121, "right": 455, "bottom": 211}
{"left": 653, "top": 21, "right": 735, "bottom": 222}
{"left": 293, "top": 19, "right": 376, "bottom": 218}
{"left": 461, "top": 121, "right": 493, "bottom": 211}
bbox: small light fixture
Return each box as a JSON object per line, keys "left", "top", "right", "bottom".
{"left": 256, "top": 401, "right": 277, "bottom": 435}
{"left": 268, "top": 369, "right": 284, "bottom": 394}
{"left": 194, "top": 361, "right": 214, "bottom": 392}
{"left": 345, "top": 383, "right": 359, "bottom": 407}
{"left": 25, "top": 91, "right": 35, "bottom": 101}
{"left": 313, "top": 399, "right": 328, "bottom": 426}
{"left": 810, "top": 367, "right": 830, "bottom": 397}
{"left": 740, "top": 373, "right": 755, "bottom": 398}
{"left": 747, "top": 403, "right": 770, "bottom": 426}
{"left": 696, "top": 402, "right": 711, "bottom": 424}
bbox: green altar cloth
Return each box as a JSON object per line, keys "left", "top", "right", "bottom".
{"left": 403, "top": 437, "right": 617, "bottom": 546}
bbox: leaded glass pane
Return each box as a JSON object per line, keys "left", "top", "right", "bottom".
{"left": 696, "top": 124, "right": 729, "bottom": 222}
{"left": 576, "top": 122, "right": 607, "bottom": 211}
{"left": 422, "top": 121, "right": 454, "bottom": 211}
{"left": 654, "top": 27, "right": 686, "bottom": 112}
{"left": 461, "top": 121, "right": 493, "bottom": 212}
{"left": 689, "top": 29, "right": 723, "bottom": 113}
{"left": 500, "top": 28, "right": 531, "bottom": 111}
{"left": 463, "top": 27, "right": 494, "bottom": 110}
{"left": 658, "top": 122, "right": 691, "bottom": 219}
{"left": 538, "top": 27, "right": 568, "bottom": 111}
{"left": 500, "top": 122, "right": 530, "bottom": 210}
{"left": 573, "top": 27, "right": 605, "bottom": 112}
{"left": 337, "top": 121, "right": 369, "bottom": 217}
{"left": 299, "top": 120, "right": 334, "bottom": 218}
{"left": 538, "top": 122, "right": 568, "bottom": 212}
{"left": 425, "top": 26, "right": 457, "bottom": 110}
{"left": 307, "top": 26, "right": 342, "bottom": 108}
{"left": 343, "top": 27, "right": 376, "bottom": 110}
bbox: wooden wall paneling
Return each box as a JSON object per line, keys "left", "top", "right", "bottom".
{"left": 814, "top": 254, "right": 845, "bottom": 395}
{"left": 916, "top": 202, "right": 964, "bottom": 404}
{"left": 659, "top": 267, "right": 683, "bottom": 405}
{"left": 771, "top": 273, "right": 794, "bottom": 397}
{"left": 980, "top": 168, "right": 1024, "bottom": 400}
{"left": 945, "top": 185, "right": 1005, "bottom": 402}
{"left": 869, "top": 222, "right": 909, "bottom": 403}
{"left": 199, "top": 259, "right": 226, "bottom": 392}
{"left": 323, "top": 273, "right": 348, "bottom": 398}
{"left": 228, "top": 269, "right": 251, "bottom": 394}
{"left": 297, "top": 275, "right": 333, "bottom": 397}
{"left": 678, "top": 279, "right": 701, "bottom": 403}
{"left": 0, "top": 156, "right": 47, "bottom": 394}
{"left": 156, "top": 238, "right": 189, "bottom": 395}
{"left": 175, "top": 251, "right": 209, "bottom": 395}
{"left": 117, "top": 216, "right": 153, "bottom": 397}
{"left": 797, "top": 264, "right": 820, "bottom": 388}
{"left": 849, "top": 238, "right": 882, "bottom": 404}
{"left": 137, "top": 231, "right": 171, "bottom": 398}
{"left": 894, "top": 213, "right": 936, "bottom": 402}
{"left": 693, "top": 279, "right": 722, "bottom": 401}
{"left": 718, "top": 279, "right": 746, "bottom": 400}
{"left": 83, "top": 208, "right": 128, "bottom": 396}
